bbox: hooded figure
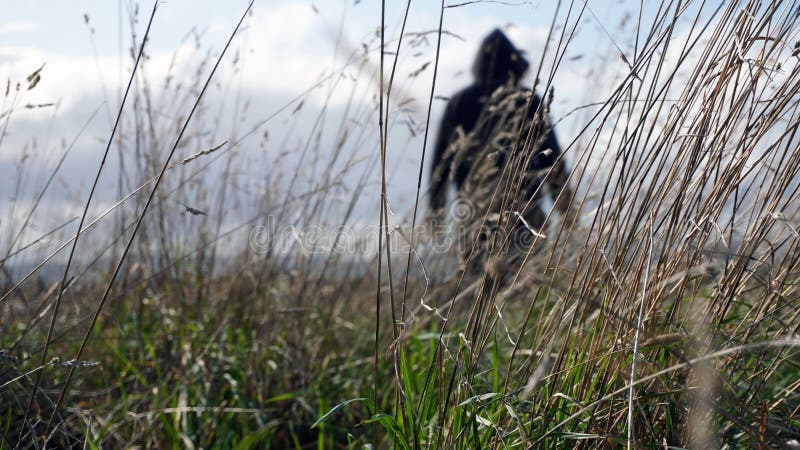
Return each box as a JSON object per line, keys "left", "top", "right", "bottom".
{"left": 428, "top": 29, "right": 573, "bottom": 273}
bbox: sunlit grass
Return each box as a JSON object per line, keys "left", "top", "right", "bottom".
{"left": 2, "top": 0, "right": 800, "bottom": 448}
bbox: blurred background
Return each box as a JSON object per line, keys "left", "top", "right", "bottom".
{"left": 0, "top": 0, "right": 667, "bottom": 274}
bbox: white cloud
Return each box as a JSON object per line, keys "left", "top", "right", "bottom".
{"left": 0, "top": 1, "right": 566, "bottom": 127}
{"left": 0, "top": 3, "right": 366, "bottom": 120}
{"left": 0, "top": 21, "right": 39, "bottom": 34}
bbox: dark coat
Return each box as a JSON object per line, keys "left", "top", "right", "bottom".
{"left": 428, "top": 29, "right": 564, "bottom": 214}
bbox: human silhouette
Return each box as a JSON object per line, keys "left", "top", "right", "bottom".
{"left": 428, "top": 29, "right": 573, "bottom": 273}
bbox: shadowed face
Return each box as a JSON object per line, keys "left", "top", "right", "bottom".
{"left": 471, "top": 29, "right": 530, "bottom": 86}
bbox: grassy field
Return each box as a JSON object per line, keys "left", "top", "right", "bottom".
{"left": 2, "top": 0, "right": 800, "bottom": 448}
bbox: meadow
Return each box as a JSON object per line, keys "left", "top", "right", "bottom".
{"left": 2, "top": 0, "right": 800, "bottom": 448}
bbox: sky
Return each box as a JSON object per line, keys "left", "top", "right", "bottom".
{"left": 2, "top": 0, "right": 799, "bottom": 286}
{"left": 0, "top": 0, "right": 607, "bottom": 130}
{"left": 0, "top": 0, "right": 672, "bottom": 269}
{"left": 0, "top": 0, "right": 622, "bottom": 169}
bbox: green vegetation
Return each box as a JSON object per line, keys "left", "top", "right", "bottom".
{"left": 2, "top": 0, "right": 800, "bottom": 448}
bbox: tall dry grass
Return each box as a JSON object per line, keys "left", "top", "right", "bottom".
{"left": 0, "top": 0, "right": 799, "bottom": 448}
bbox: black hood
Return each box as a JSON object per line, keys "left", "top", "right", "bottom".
{"left": 471, "top": 29, "right": 530, "bottom": 86}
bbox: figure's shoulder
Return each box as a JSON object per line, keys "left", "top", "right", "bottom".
{"left": 450, "top": 84, "right": 481, "bottom": 102}
{"left": 508, "top": 86, "right": 542, "bottom": 112}
{"left": 515, "top": 85, "right": 542, "bottom": 101}
{"left": 445, "top": 84, "right": 482, "bottom": 111}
